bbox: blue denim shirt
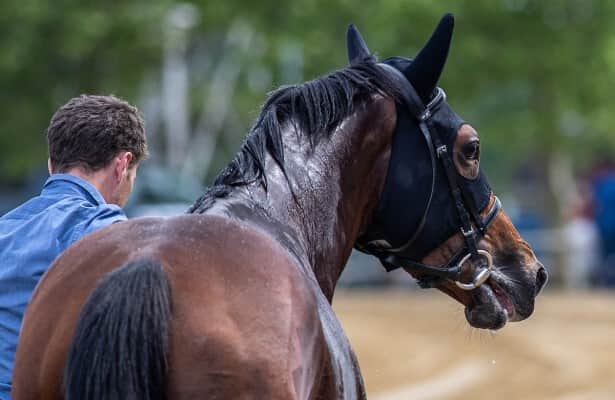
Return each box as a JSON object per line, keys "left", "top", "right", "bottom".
{"left": 0, "top": 174, "right": 126, "bottom": 399}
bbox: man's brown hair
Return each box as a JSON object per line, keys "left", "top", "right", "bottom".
{"left": 47, "top": 95, "right": 148, "bottom": 173}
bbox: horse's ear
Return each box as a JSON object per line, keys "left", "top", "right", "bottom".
{"left": 346, "top": 24, "right": 370, "bottom": 64}
{"left": 403, "top": 13, "right": 454, "bottom": 102}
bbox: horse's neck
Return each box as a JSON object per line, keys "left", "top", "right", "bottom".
{"left": 256, "top": 96, "right": 396, "bottom": 300}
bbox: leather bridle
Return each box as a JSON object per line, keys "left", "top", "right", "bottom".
{"left": 355, "top": 63, "right": 502, "bottom": 290}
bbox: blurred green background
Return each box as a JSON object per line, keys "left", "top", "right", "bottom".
{"left": 2, "top": 0, "right": 613, "bottom": 181}
{"left": 1, "top": 0, "right": 614, "bottom": 285}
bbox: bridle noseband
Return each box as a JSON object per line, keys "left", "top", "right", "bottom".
{"left": 381, "top": 198, "right": 501, "bottom": 290}
{"left": 355, "top": 63, "right": 502, "bottom": 290}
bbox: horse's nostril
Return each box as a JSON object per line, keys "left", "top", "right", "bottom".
{"left": 535, "top": 266, "right": 548, "bottom": 295}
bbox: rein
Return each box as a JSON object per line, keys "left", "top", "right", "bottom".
{"left": 357, "top": 63, "right": 501, "bottom": 290}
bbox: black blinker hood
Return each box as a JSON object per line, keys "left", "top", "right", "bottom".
{"left": 355, "top": 58, "right": 492, "bottom": 262}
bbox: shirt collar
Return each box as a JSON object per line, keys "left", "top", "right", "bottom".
{"left": 42, "top": 174, "right": 108, "bottom": 206}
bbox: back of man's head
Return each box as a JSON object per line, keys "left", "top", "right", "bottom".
{"left": 47, "top": 95, "right": 148, "bottom": 173}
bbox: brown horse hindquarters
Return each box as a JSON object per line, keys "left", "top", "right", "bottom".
{"left": 13, "top": 215, "right": 329, "bottom": 400}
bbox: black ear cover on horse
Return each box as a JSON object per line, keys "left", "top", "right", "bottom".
{"left": 346, "top": 24, "right": 371, "bottom": 64}
{"left": 402, "top": 13, "right": 455, "bottom": 103}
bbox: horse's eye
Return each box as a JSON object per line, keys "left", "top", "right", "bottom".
{"left": 463, "top": 141, "right": 480, "bottom": 160}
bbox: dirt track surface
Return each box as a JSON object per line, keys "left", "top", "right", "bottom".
{"left": 333, "top": 290, "right": 615, "bottom": 400}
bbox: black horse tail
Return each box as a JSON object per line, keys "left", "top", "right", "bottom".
{"left": 64, "top": 258, "right": 172, "bottom": 400}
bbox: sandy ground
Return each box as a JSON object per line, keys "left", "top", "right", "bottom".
{"left": 333, "top": 289, "right": 615, "bottom": 400}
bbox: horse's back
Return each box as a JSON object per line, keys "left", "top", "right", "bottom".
{"left": 13, "top": 214, "right": 328, "bottom": 399}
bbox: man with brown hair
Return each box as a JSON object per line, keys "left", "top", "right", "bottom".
{"left": 0, "top": 95, "right": 148, "bottom": 399}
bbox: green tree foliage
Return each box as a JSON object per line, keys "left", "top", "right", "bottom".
{"left": 0, "top": 0, "right": 172, "bottom": 183}
{"left": 1, "top": 0, "right": 614, "bottom": 195}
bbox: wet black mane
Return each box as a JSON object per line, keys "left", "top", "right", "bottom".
{"left": 188, "top": 58, "right": 399, "bottom": 214}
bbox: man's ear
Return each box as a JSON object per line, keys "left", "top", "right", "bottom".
{"left": 114, "top": 152, "right": 133, "bottom": 181}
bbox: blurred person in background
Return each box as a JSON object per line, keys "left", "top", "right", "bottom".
{"left": 562, "top": 183, "right": 599, "bottom": 289}
{"left": 0, "top": 95, "right": 148, "bottom": 399}
{"left": 590, "top": 158, "right": 615, "bottom": 287}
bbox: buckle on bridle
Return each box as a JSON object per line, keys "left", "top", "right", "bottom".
{"left": 419, "top": 109, "right": 432, "bottom": 121}
{"left": 461, "top": 226, "right": 475, "bottom": 237}
{"left": 436, "top": 145, "right": 447, "bottom": 158}
{"left": 454, "top": 249, "right": 493, "bottom": 290}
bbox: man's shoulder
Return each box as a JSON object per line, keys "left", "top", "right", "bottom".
{"left": 1, "top": 193, "right": 124, "bottom": 223}
{"left": 77, "top": 202, "right": 127, "bottom": 237}
{"left": 34, "top": 197, "right": 127, "bottom": 249}
{"left": 0, "top": 195, "right": 50, "bottom": 222}
{"left": 85, "top": 202, "right": 127, "bottom": 224}
{"left": 0, "top": 193, "right": 126, "bottom": 248}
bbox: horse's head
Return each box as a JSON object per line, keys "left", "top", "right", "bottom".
{"left": 351, "top": 14, "right": 547, "bottom": 330}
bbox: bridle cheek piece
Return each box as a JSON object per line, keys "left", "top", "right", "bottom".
{"left": 355, "top": 62, "right": 502, "bottom": 291}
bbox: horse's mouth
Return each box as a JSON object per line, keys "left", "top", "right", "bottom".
{"left": 464, "top": 274, "right": 519, "bottom": 330}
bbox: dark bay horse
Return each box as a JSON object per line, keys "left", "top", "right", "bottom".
{"left": 13, "top": 14, "right": 546, "bottom": 400}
